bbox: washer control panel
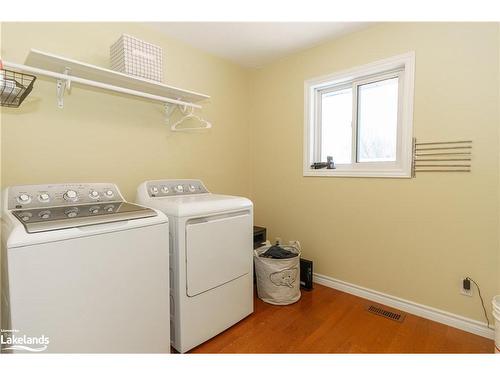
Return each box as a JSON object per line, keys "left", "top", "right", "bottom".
{"left": 7, "top": 183, "right": 122, "bottom": 210}
{"left": 147, "top": 179, "right": 209, "bottom": 197}
{"left": 10, "top": 201, "right": 156, "bottom": 233}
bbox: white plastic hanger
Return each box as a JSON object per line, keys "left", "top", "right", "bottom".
{"left": 170, "top": 105, "right": 212, "bottom": 132}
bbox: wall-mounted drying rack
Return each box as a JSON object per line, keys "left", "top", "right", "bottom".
{"left": 412, "top": 139, "right": 472, "bottom": 176}
{"left": 2, "top": 49, "right": 211, "bottom": 128}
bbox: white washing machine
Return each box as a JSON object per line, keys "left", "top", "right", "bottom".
{"left": 136, "top": 179, "right": 253, "bottom": 353}
{"left": 1, "top": 183, "right": 170, "bottom": 353}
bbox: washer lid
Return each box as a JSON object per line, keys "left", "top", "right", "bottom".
{"left": 12, "top": 202, "right": 157, "bottom": 233}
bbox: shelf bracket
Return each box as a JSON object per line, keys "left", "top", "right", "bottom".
{"left": 56, "top": 67, "right": 71, "bottom": 109}
{"left": 164, "top": 103, "right": 177, "bottom": 125}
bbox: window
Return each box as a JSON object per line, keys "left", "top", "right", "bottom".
{"left": 304, "top": 52, "right": 415, "bottom": 178}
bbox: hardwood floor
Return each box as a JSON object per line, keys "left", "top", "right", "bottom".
{"left": 191, "top": 284, "right": 494, "bottom": 353}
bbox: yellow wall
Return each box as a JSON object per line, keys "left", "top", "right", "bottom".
{"left": 249, "top": 23, "right": 499, "bottom": 322}
{"left": 0, "top": 22, "right": 251, "bottom": 200}
{"left": 1, "top": 22, "right": 499, "bottom": 325}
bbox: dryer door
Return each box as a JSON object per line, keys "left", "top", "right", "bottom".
{"left": 185, "top": 211, "right": 252, "bottom": 297}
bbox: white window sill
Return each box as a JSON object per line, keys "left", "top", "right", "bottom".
{"left": 303, "top": 168, "right": 412, "bottom": 178}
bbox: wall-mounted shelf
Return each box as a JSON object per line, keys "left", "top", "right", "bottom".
{"left": 3, "top": 49, "right": 210, "bottom": 111}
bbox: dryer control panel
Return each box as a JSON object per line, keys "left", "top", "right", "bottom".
{"left": 7, "top": 183, "right": 122, "bottom": 210}
{"left": 146, "top": 179, "right": 209, "bottom": 197}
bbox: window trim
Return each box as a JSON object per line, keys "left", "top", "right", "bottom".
{"left": 303, "top": 52, "right": 415, "bottom": 178}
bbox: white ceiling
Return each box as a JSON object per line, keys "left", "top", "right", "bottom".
{"left": 146, "top": 22, "right": 372, "bottom": 68}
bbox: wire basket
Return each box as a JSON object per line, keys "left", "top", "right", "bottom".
{"left": 1, "top": 68, "right": 37, "bottom": 108}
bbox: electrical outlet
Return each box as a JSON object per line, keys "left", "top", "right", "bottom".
{"left": 460, "top": 277, "right": 473, "bottom": 297}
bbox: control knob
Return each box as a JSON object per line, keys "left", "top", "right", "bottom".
{"left": 89, "top": 206, "right": 100, "bottom": 214}
{"left": 104, "top": 190, "right": 114, "bottom": 198}
{"left": 104, "top": 205, "right": 114, "bottom": 213}
{"left": 65, "top": 208, "right": 79, "bottom": 218}
{"left": 151, "top": 186, "right": 159, "bottom": 195}
{"left": 175, "top": 184, "right": 184, "bottom": 193}
{"left": 64, "top": 190, "right": 78, "bottom": 202}
{"left": 89, "top": 190, "right": 100, "bottom": 199}
{"left": 17, "top": 194, "right": 32, "bottom": 204}
{"left": 38, "top": 193, "right": 50, "bottom": 203}
{"left": 19, "top": 212, "right": 32, "bottom": 221}
{"left": 39, "top": 210, "right": 51, "bottom": 219}
{"left": 188, "top": 184, "right": 196, "bottom": 192}
{"left": 161, "top": 186, "right": 169, "bottom": 194}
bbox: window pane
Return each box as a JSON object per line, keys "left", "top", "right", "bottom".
{"left": 321, "top": 87, "right": 352, "bottom": 164}
{"left": 357, "top": 77, "right": 399, "bottom": 162}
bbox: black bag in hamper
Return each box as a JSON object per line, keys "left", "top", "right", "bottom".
{"left": 261, "top": 244, "right": 298, "bottom": 259}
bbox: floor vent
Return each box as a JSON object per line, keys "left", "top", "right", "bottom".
{"left": 367, "top": 304, "right": 406, "bottom": 322}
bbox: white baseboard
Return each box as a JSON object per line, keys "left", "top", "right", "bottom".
{"left": 313, "top": 273, "right": 495, "bottom": 340}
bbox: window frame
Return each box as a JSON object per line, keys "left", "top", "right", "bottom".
{"left": 304, "top": 52, "right": 415, "bottom": 178}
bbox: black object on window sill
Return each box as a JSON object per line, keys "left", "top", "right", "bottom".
{"left": 310, "top": 156, "right": 336, "bottom": 170}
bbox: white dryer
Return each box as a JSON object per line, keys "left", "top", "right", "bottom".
{"left": 136, "top": 179, "right": 253, "bottom": 353}
{"left": 1, "top": 183, "right": 170, "bottom": 353}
